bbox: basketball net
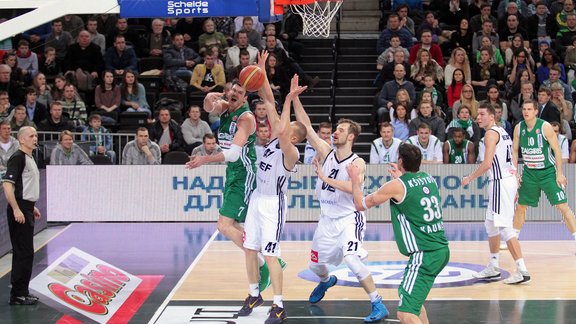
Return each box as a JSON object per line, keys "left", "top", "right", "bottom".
{"left": 291, "top": 1, "right": 342, "bottom": 38}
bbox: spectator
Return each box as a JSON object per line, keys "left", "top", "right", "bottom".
{"left": 45, "top": 19, "right": 74, "bottom": 64}
{"left": 537, "top": 48, "right": 566, "bottom": 84}
{"left": 190, "top": 49, "right": 226, "bottom": 94}
{"left": 104, "top": 35, "right": 138, "bottom": 76}
{"left": 86, "top": 16, "right": 106, "bottom": 55}
{"left": 449, "top": 19, "right": 474, "bottom": 56}
{"left": 254, "top": 122, "right": 269, "bottom": 163}
{"left": 480, "top": 85, "right": 510, "bottom": 120}
{"left": 121, "top": 71, "right": 151, "bottom": 116}
{"left": 446, "top": 105, "right": 481, "bottom": 144}
{"left": 23, "top": 87, "right": 47, "bottom": 125}
{"left": 0, "top": 90, "right": 12, "bottom": 122}
{"left": 510, "top": 80, "right": 536, "bottom": 122}
{"left": 95, "top": 14, "right": 118, "bottom": 40}
{"left": 226, "top": 49, "right": 250, "bottom": 82}
{"left": 406, "top": 122, "right": 443, "bottom": 164}
{"left": 534, "top": 38, "right": 551, "bottom": 69}
{"left": 163, "top": 33, "right": 201, "bottom": 84}
{"left": 3, "top": 52, "right": 27, "bottom": 90}
{"left": 377, "top": 63, "right": 416, "bottom": 124}
{"left": 94, "top": 70, "right": 121, "bottom": 120}
{"left": 536, "top": 86, "right": 561, "bottom": 123}
{"left": 377, "top": 35, "right": 409, "bottom": 68}
{"left": 253, "top": 100, "right": 271, "bottom": 133}
{"left": 497, "top": 0, "right": 530, "bottom": 21}
{"left": 81, "top": 114, "right": 116, "bottom": 164}
{"left": 388, "top": 88, "right": 416, "bottom": 120}
{"left": 234, "top": 16, "right": 265, "bottom": 34}
{"left": 63, "top": 30, "right": 104, "bottom": 83}
{"left": 303, "top": 121, "right": 332, "bottom": 164}
{"left": 506, "top": 48, "right": 535, "bottom": 90}
{"left": 419, "top": 87, "right": 445, "bottom": 118}
{"left": 472, "top": 20, "right": 500, "bottom": 55}
{"left": 106, "top": 18, "right": 141, "bottom": 51}
{"left": 396, "top": 5, "right": 416, "bottom": 36}
{"left": 61, "top": 15, "right": 85, "bottom": 39}
{"left": 470, "top": 4, "right": 499, "bottom": 32}
{"left": 471, "top": 46, "right": 504, "bottom": 93}
{"left": 527, "top": 1, "right": 550, "bottom": 41}
{"left": 377, "top": 49, "right": 411, "bottom": 87}
{"left": 38, "top": 47, "right": 60, "bottom": 77}
{"left": 266, "top": 52, "right": 290, "bottom": 100}
{"left": 370, "top": 122, "right": 402, "bottom": 164}
{"left": 494, "top": 104, "right": 514, "bottom": 136}
{"left": 0, "top": 120, "right": 18, "bottom": 173}
{"left": 498, "top": 14, "right": 529, "bottom": 54}
{"left": 410, "top": 48, "right": 444, "bottom": 89}
{"left": 21, "top": 22, "right": 51, "bottom": 54}
{"left": 50, "top": 74, "right": 67, "bottom": 102}
{"left": 261, "top": 23, "right": 287, "bottom": 53}
{"left": 551, "top": 121, "right": 570, "bottom": 163}
{"left": 376, "top": 14, "right": 413, "bottom": 54}
{"left": 50, "top": 130, "right": 93, "bottom": 165}
{"left": 32, "top": 72, "right": 52, "bottom": 108}
{"left": 38, "top": 101, "right": 74, "bottom": 132}
{"left": 550, "top": 82, "right": 573, "bottom": 123}
{"left": 447, "top": 69, "right": 465, "bottom": 109}
{"left": 547, "top": 0, "right": 576, "bottom": 37}
{"left": 0, "top": 64, "right": 24, "bottom": 105}
{"left": 191, "top": 133, "right": 223, "bottom": 163}
{"left": 149, "top": 107, "right": 185, "bottom": 156}
{"left": 175, "top": 17, "right": 205, "bottom": 50}
{"left": 409, "top": 100, "right": 446, "bottom": 141}
{"left": 474, "top": 36, "right": 505, "bottom": 68}
{"left": 238, "top": 16, "right": 262, "bottom": 51}
{"left": 391, "top": 102, "right": 410, "bottom": 141}
{"left": 542, "top": 65, "right": 572, "bottom": 101}
{"left": 408, "top": 30, "right": 445, "bottom": 67}
{"left": 443, "top": 127, "right": 475, "bottom": 164}
{"left": 444, "top": 47, "right": 471, "bottom": 89}
{"left": 121, "top": 127, "right": 161, "bottom": 165}
{"left": 453, "top": 84, "right": 480, "bottom": 119}
{"left": 141, "top": 18, "right": 171, "bottom": 58}
{"left": 60, "top": 83, "right": 87, "bottom": 130}
{"left": 225, "top": 31, "right": 258, "bottom": 70}
{"left": 198, "top": 19, "right": 228, "bottom": 56}
{"left": 181, "top": 105, "right": 212, "bottom": 154}
{"left": 10, "top": 105, "right": 36, "bottom": 131}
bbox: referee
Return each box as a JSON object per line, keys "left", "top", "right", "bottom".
{"left": 2, "top": 126, "right": 41, "bottom": 305}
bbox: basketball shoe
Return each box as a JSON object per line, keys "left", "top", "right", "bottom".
{"left": 309, "top": 275, "right": 337, "bottom": 303}
{"left": 238, "top": 294, "right": 264, "bottom": 316}
{"left": 265, "top": 304, "right": 287, "bottom": 324}
{"left": 364, "top": 296, "right": 389, "bottom": 323}
{"left": 503, "top": 270, "right": 531, "bottom": 284}
{"left": 473, "top": 265, "right": 501, "bottom": 280}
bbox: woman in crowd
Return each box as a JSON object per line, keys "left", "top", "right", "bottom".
{"left": 410, "top": 48, "right": 444, "bottom": 90}
{"left": 391, "top": 102, "right": 410, "bottom": 141}
{"left": 537, "top": 48, "right": 566, "bottom": 84}
{"left": 121, "top": 70, "right": 151, "bottom": 116}
{"left": 447, "top": 68, "right": 466, "bottom": 109}
{"left": 32, "top": 72, "right": 52, "bottom": 108}
{"left": 94, "top": 70, "right": 121, "bottom": 120}
{"left": 452, "top": 83, "right": 479, "bottom": 120}
{"left": 444, "top": 47, "right": 471, "bottom": 89}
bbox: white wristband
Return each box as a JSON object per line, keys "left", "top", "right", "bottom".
{"left": 361, "top": 196, "right": 369, "bottom": 210}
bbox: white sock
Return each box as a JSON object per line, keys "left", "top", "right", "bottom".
{"left": 258, "top": 253, "right": 265, "bottom": 267}
{"left": 273, "top": 295, "right": 283, "bottom": 308}
{"left": 489, "top": 253, "right": 499, "bottom": 268}
{"left": 516, "top": 258, "right": 527, "bottom": 272}
{"left": 515, "top": 229, "right": 521, "bottom": 239}
{"left": 572, "top": 232, "right": 576, "bottom": 240}
{"left": 368, "top": 291, "right": 380, "bottom": 303}
{"left": 249, "top": 283, "right": 259, "bottom": 297}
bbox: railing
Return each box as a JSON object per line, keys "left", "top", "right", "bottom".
{"left": 328, "top": 7, "right": 342, "bottom": 125}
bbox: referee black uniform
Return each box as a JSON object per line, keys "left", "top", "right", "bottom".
{"left": 2, "top": 136, "right": 40, "bottom": 304}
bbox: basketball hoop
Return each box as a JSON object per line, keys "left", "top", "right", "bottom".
{"left": 278, "top": 0, "right": 343, "bottom": 38}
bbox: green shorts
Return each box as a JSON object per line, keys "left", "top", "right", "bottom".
{"left": 518, "top": 167, "right": 567, "bottom": 207}
{"left": 219, "top": 167, "right": 256, "bottom": 223}
{"left": 398, "top": 247, "right": 450, "bottom": 316}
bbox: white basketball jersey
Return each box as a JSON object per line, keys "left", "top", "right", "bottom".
{"left": 316, "top": 150, "right": 362, "bottom": 218}
{"left": 488, "top": 125, "right": 516, "bottom": 180}
{"left": 256, "top": 138, "right": 296, "bottom": 195}
{"left": 406, "top": 135, "right": 443, "bottom": 162}
{"left": 370, "top": 137, "right": 402, "bottom": 164}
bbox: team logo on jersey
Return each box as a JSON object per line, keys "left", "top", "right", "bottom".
{"left": 423, "top": 186, "right": 430, "bottom": 195}
{"left": 298, "top": 261, "right": 510, "bottom": 288}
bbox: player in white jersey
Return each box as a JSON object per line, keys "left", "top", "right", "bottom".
{"left": 293, "top": 103, "right": 388, "bottom": 323}
{"left": 551, "top": 122, "right": 569, "bottom": 163}
{"left": 369, "top": 122, "right": 402, "bottom": 164}
{"left": 462, "top": 103, "right": 530, "bottom": 285}
{"left": 240, "top": 59, "right": 308, "bottom": 323}
{"left": 406, "top": 123, "right": 443, "bottom": 163}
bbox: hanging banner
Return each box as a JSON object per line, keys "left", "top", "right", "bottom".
{"left": 119, "top": 0, "right": 261, "bottom": 18}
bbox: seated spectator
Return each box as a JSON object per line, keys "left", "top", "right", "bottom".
{"left": 409, "top": 100, "right": 446, "bottom": 141}
{"left": 376, "top": 35, "right": 409, "bottom": 68}
{"left": 254, "top": 122, "right": 269, "bottom": 163}
{"left": 447, "top": 69, "right": 465, "bottom": 109}
{"left": 207, "top": 45, "right": 225, "bottom": 68}
{"left": 234, "top": 16, "right": 265, "bottom": 34}
{"left": 470, "top": 4, "right": 499, "bottom": 32}
{"left": 449, "top": 19, "right": 474, "bottom": 56}
{"left": 444, "top": 47, "right": 471, "bottom": 90}
{"left": 443, "top": 127, "right": 476, "bottom": 164}
{"left": 416, "top": 11, "right": 443, "bottom": 42}
{"left": 15, "top": 40, "right": 39, "bottom": 80}
{"left": 190, "top": 49, "right": 226, "bottom": 94}
{"left": 508, "top": 68, "right": 534, "bottom": 102}
{"left": 408, "top": 30, "right": 445, "bottom": 67}
{"left": 266, "top": 52, "right": 290, "bottom": 100}
{"left": 63, "top": 30, "right": 104, "bottom": 86}
{"left": 50, "top": 130, "right": 93, "bottom": 165}
{"left": 0, "top": 90, "right": 13, "bottom": 122}
{"left": 388, "top": 88, "right": 416, "bottom": 121}
{"left": 396, "top": 5, "right": 416, "bottom": 36}
{"left": 39, "top": 47, "right": 61, "bottom": 77}
{"left": 376, "top": 49, "right": 411, "bottom": 88}
{"left": 149, "top": 107, "right": 185, "bottom": 156}
{"left": 406, "top": 122, "right": 443, "bottom": 164}
{"left": 181, "top": 105, "right": 212, "bottom": 154}
{"left": 376, "top": 14, "right": 413, "bottom": 54}
{"left": 369, "top": 122, "right": 402, "bottom": 164}
{"left": 121, "top": 71, "right": 151, "bottom": 116}
{"left": 121, "top": 127, "right": 161, "bottom": 165}
{"left": 551, "top": 121, "right": 570, "bottom": 163}
{"left": 94, "top": 70, "right": 121, "bottom": 120}
{"left": 191, "top": 133, "right": 223, "bottom": 163}
{"left": 391, "top": 102, "right": 410, "bottom": 141}
{"left": 409, "top": 48, "right": 444, "bottom": 89}
{"left": 453, "top": 84, "right": 479, "bottom": 119}
{"left": 60, "top": 83, "right": 88, "bottom": 130}
{"left": 498, "top": 14, "right": 529, "bottom": 54}
{"left": 253, "top": 100, "right": 271, "bottom": 133}
{"left": 163, "top": 33, "right": 202, "bottom": 90}
{"left": 46, "top": 19, "right": 74, "bottom": 65}
{"left": 506, "top": 50, "right": 536, "bottom": 96}
{"left": 86, "top": 16, "right": 106, "bottom": 55}
{"left": 303, "top": 121, "right": 332, "bottom": 164}
{"left": 261, "top": 23, "right": 287, "bottom": 53}
{"left": 3, "top": 52, "right": 27, "bottom": 90}
{"left": 550, "top": 82, "right": 574, "bottom": 123}
{"left": 198, "top": 19, "right": 229, "bottom": 55}
{"left": 376, "top": 63, "right": 416, "bottom": 125}
{"left": 23, "top": 86, "right": 47, "bottom": 125}
{"left": 141, "top": 18, "right": 172, "bottom": 58}
{"left": 10, "top": 105, "right": 36, "bottom": 131}
{"left": 226, "top": 49, "right": 250, "bottom": 82}
{"left": 0, "top": 120, "right": 19, "bottom": 173}
{"left": 537, "top": 48, "right": 566, "bottom": 84}
{"left": 104, "top": 35, "right": 138, "bottom": 76}
{"left": 510, "top": 80, "right": 535, "bottom": 123}
{"left": 50, "top": 74, "right": 67, "bottom": 101}
{"left": 536, "top": 86, "right": 561, "bottom": 123}
{"left": 471, "top": 46, "right": 504, "bottom": 93}
{"left": 446, "top": 105, "right": 481, "bottom": 144}
{"left": 479, "top": 85, "right": 510, "bottom": 122}
{"left": 472, "top": 20, "right": 500, "bottom": 56}
{"left": 62, "top": 15, "right": 85, "bottom": 39}
{"left": 542, "top": 65, "right": 573, "bottom": 103}
{"left": 237, "top": 16, "right": 263, "bottom": 50}
{"left": 504, "top": 35, "right": 533, "bottom": 68}
{"left": 494, "top": 104, "right": 513, "bottom": 136}
{"left": 106, "top": 18, "right": 141, "bottom": 51}
{"left": 419, "top": 90, "right": 445, "bottom": 120}
{"left": 38, "top": 101, "right": 74, "bottom": 132}
{"left": 81, "top": 114, "right": 116, "bottom": 164}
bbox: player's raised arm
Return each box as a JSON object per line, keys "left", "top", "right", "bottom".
{"left": 280, "top": 75, "right": 307, "bottom": 169}
{"left": 347, "top": 162, "right": 404, "bottom": 211}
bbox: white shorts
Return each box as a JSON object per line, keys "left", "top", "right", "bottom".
{"left": 310, "top": 212, "right": 366, "bottom": 266}
{"left": 486, "top": 176, "right": 517, "bottom": 228}
{"left": 243, "top": 191, "right": 287, "bottom": 257}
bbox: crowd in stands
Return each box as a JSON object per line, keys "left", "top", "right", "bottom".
{"left": 372, "top": 0, "right": 576, "bottom": 165}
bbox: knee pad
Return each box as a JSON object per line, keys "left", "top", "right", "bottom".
{"left": 484, "top": 219, "right": 499, "bottom": 237}
{"left": 500, "top": 227, "right": 517, "bottom": 242}
{"left": 344, "top": 254, "right": 370, "bottom": 281}
{"left": 309, "top": 263, "right": 329, "bottom": 279}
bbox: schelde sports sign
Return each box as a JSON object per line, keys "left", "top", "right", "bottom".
{"left": 30, "top": 248, "right": 143, "bottom": 323}
{"left": 119, "top": 0, "right": 261, "bottom": 18}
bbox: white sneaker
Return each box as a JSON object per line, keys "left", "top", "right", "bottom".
{"left": 473, "top": 265, "right": 501, "bottom": 280}
{"left": 503, "top": 270, "right": 531, "bottom": 285}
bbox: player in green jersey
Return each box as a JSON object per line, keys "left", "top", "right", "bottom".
{"left": 442, "top": 128, "right": 475, "bottom": 164}
{"left": 348, "top": 143, "right": 449, "bottom": 324}
{"left": 512, "top": 99, "right": 576, "bottom": 240}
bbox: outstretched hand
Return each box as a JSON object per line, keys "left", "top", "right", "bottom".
{"left": 346, "top": 163, "right": 361, "bottom": 183}
{"left": 257, "top": 50, "right": 269, "bottom": 71}
{"left": 287, "top": 74, "right": 307, "bottom": 98}
{"left": 387, "top": 163, "right": 402, "bottom": 179}
{"left": 313, "top": 158, "right": 326, "bottom": 181}
{"left": 204, "top": 92, "right": 226, "bottom": 113}
{"left": 185, "top": 155, "right": 205, "bottom": 169}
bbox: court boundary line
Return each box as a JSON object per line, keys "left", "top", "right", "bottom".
{"left": 148, "top": 229, "right": 219, "bottom": 324}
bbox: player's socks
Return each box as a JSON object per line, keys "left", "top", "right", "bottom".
{"left": 572, "top": 232, "right": 576, "bottom": 240}
{"left": 249, "top": 283, "right": 259, "bottom": 297}
{"left": 515, "top": 258, "right": 527, "bottom": 272}
{"left": 273, "top": 295, "right": 283, "bottom": 308}
{"left": 258, "top": 253, "right": 265, "bottom": 267}
{"left": 368, "top": 291, "right": 380, "bottom": 303}
{"left": 489, "top": 253, "right": 499, "bottom": 268}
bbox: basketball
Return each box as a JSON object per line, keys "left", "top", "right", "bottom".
{"left": 239, "top": 65, "right": 266, "bottom": 92}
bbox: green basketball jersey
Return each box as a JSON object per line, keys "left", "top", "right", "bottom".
{"left": 390, "top": 172, "right": 448, "bottom": 256}
{"left": 218, "top": 103, "right": 257, "bottom": 174}
{"left": 447, "top": 139, "right": 469, "bottom": 164}
{"left": 519, "top": 118, "right": 555, "bottom": 170}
